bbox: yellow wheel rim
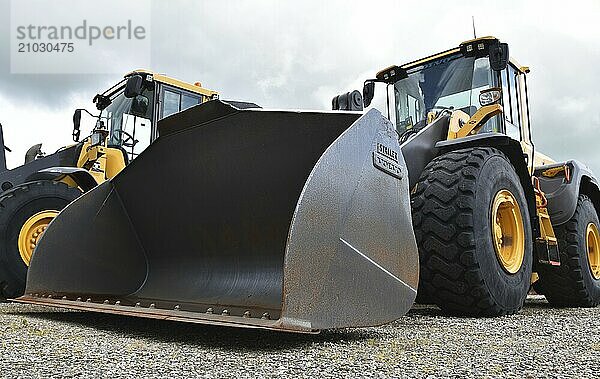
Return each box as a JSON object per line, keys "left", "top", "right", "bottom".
{"left": 586, "top": 222, "right": 600, "bottom": 280}
{"left": 491, "top": 190, "right": 525, "bottom": 274}
{"left": 17, "top": 210, "right": 59, "bottom": 266}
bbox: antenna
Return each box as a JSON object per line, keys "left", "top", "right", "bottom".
{"left": 472, "top": 16, "right": 477, "bottom": 38}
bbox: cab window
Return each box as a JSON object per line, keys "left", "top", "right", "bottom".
{"left": 393, "top": 55, "right": 500, "bottom": 134}
{"left": 162, "top": 90, "right": 180, "bottom": 118}
{"left": 508, "top": 65, "right": 521, "bottom": 130}
{"left": 160, "top": 88, "right": 203, "bottom": 119}
{"left": 182, "top": 94, "right": 200, "bottom": 111}
{"left": 105, "top": 84, "right": 155, "bottom": 162}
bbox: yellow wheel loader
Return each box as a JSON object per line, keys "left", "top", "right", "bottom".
{"left": 346, "top": 36, "right": 599, "bottom": 315}
{"left": 0, "top": 70, "right": 218, "bottom": 299}
{"left": 16, "top": 37, "right": 600, "bottom": 332}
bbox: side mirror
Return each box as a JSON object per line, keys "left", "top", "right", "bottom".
{"left": 124, "top": 75, "right": 144, "bottom": 98}
{"left": 72, "top": 109, "right": 82, "bottom": 142}
{"left": 363, "top": 81, "right": 375, "bottom": 108}
{"left": 489, "top": 42, "right": 509, "bottom": 71}
{"left": 130, "top": 95, "right": 149, "bottom": 116}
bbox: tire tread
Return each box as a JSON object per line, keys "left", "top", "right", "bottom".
{"left": 412, "top": 147, "right": 526, "bottom": 316}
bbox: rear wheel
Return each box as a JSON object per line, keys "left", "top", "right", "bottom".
{"left": 412, "top": 147, "right": 532, "bottom": 316}
{"left": 536, "top": 195, "right": 600, "bottom": 306}
{"left": 0, "top": 181, "right": 81, "bottom": 299}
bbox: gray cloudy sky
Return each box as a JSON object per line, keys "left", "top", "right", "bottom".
{"left": 0, "top": 0, "right": 599, "bottom": 172}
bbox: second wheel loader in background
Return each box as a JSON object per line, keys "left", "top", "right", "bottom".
{"left": 15, "top": 37, "right": 600, "bottom": 332}
{"left": 0, "top": 70, "right": 219, "bottom": 299}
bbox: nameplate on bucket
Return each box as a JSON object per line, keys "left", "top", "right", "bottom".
{"left": 373, "top": 143, "right": 402, "bottom": 180}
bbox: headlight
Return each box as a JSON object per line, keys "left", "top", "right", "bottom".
{"left": 479, "top": 88, "right": 502, "bottom": 106}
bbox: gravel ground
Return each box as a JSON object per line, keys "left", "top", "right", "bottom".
{"left": 0, "top": 296, "right": 598, "bottom": 378}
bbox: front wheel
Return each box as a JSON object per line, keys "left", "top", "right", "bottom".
{"left": 412, "top": 147, "right": 533, "bottom": 316}
{"left": 0, "top": 181, "right": 81, "bottom": 299}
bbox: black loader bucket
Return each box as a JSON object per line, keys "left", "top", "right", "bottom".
{"left": 17, "top": 101, "right": 418, "bottom": 333}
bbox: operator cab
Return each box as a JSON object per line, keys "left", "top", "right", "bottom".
{"left": 364, "top": 37, "right": 534, "bottom": 156}
{"left": 75, "top": 70, "right": 219, "bottom": 163}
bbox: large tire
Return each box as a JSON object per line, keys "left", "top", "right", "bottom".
{"left": 536, "top": 195, "right": 600, "bottom": 306}
{"left": 0, "top": 181, "right": 81, "bottom": 299}
{"left": 412, "top": 147, "right": 533, "bottom": 316}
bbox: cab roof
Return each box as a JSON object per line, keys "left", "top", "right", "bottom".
{"left": 378, "top": 36, "right": 529, "bottom": 79}
{"left": 125, "top": 69, "right": 219, "bottom": 97}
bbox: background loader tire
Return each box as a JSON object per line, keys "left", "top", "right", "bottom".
{"left": 536, "top": 195, "right": 600, "bottom": 306}
{"left": 412, "top": 147, "right": 532, "bottom": 316}
{"left": 0, "top": 181, "right": 81, "bottom": 300}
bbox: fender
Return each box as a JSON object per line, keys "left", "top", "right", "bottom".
{"left": 435, "top": 133, "right": 540, "bottom": 239}
{"left": 536, "top": 160, "right": 600, "bottom": 226}
{"left": 400, "top": 114, "right": 451, "bottom": 188}
{"left": 25, "top": 167, "right": 99, "bottom": 192}
{"left": 0, "top": 144, "right": 82, "bottom": 194}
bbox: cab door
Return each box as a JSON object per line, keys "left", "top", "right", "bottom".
{"left": 500, "top": 63, "right": 548, "bottom": 170}
{"left": 500, "top": 64, "right": 523, "bottom": 142}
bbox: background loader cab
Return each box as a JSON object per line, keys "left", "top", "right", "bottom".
{"left": 76, "top": 70, "right": 219, "bottom": 163}
{"left": 0, "top": 70, "right": 218, "bottom": 299}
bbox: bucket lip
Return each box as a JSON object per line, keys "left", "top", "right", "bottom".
{"left": 13, "top": 295, "right": 319, "bottom": 334}
{"left": 221, "top": 98, "right": 364, "bottom": 116}
{"left": 239, "top": 106, "right": 364, "bottom": 116}
{"left": 158, "top": 99, "right": 364, "bottom": 139}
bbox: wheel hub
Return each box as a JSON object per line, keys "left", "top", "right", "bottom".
{"left": 491, "top": 190, "right": 525, "bottom": 274}
{"left": 18, "top": 210, "right": 59, "bottom": 266}
{"left": 586, "top": 222, "right": 600, "bottom": 280}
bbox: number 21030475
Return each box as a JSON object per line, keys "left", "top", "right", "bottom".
{"left": 17, "top": 42, "right": 74, "bottom": 53}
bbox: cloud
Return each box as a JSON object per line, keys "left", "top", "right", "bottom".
{"left": 0, "top": 0, "right": 599, "bottom": 174}
{"left": 0, "top": 92, "right": 90, "bottom": 169}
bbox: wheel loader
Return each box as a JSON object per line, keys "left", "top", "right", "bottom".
{"left": 0, "top": 70, "right": 218, "bottom": 299}
{"left": 16, "top": 37, "right": 600, "bottom": 333}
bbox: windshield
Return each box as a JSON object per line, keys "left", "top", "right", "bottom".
{"left": 102, "top": 84, "right": 155, "bottom": 161}
{"left": 393, "top": 54, "right": 497, "bottom": 135}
